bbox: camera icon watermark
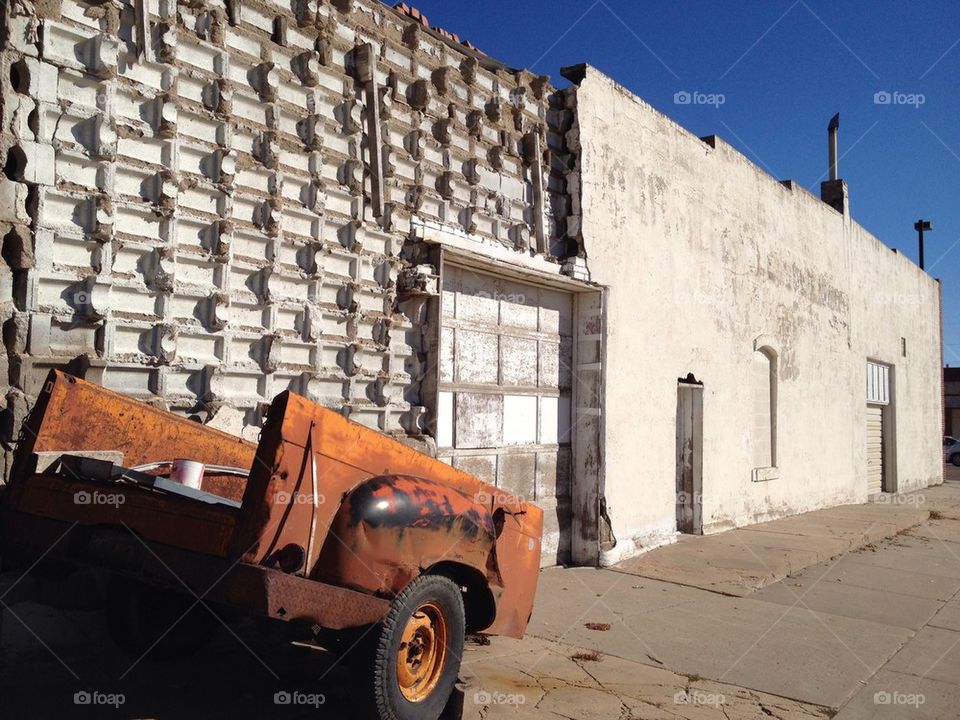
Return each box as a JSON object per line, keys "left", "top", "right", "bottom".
{"left": 274, "top": 491, "right": 326, "bottom": 506}
{"left": 873, "top": 493, "right": 925, "bottom": 507}
{"left": 273, "top": 690, "right": 325, "bottom": 707}
{"left": 475, "top": 490, "right": 527, "bottom": 506}
{"left": 874, "top": 690, "right": 925, "bottom": 707}
{"left": 873, "top": 90, "right": 925, "bottom": 108}
{"left": 475, "top": 290, "right": 526, "bottom": 305}
{"left": 74, "top": 490, "right": 125, "bottom": 508}
{"left": 473, "top": 689, "right": 526, "bottom": 706}
{"left": 74, "top": 690, "right": 125, "bottom": 708}
{"left": 674, "top": 690, "right": 725, "bottom": 707}
{"left": 674, "top": 90, "right": 726, "bottom": 108}
{"left": 676, "top": 491, "right": 705, "bottom": 506}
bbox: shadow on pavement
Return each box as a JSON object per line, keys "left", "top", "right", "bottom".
{"left": 0, "top": 608, "right": 465, "bottom": 720}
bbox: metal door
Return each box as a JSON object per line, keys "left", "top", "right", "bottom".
{"left": 866, "top": 405, "right": 884, "bottom": 495}
{"left": 676, "top": 381, "right": 703, "bottom": 534}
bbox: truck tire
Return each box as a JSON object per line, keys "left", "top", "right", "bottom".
{"left": 952, "top": 454, "right": 960, "bottom": 467}
{"left": 106, "top": 576, "right": 217, "bottom": 660}
{"left": 373, "top": 574, "right": 465, "bottom": 720}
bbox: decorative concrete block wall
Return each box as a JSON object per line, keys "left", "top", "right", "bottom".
{"left": 0, "top": 0, "right": 576, "bottom": 471}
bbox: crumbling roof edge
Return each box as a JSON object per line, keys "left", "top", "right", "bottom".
{"left": 383, "top": 2, "right": 519, "bottom": 76}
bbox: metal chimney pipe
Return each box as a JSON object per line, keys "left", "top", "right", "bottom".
{"left": 828, "top": 113, "right": 840, "bottom": 181}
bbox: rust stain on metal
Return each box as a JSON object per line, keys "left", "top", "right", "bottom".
{"left": 10, "top": 371, "right": 256, "bottom": 490}
{"left": 1, "top": 370, "right": 543, "bottom": 638}
{"left": 235, "top": 390, "right": 543, "bottom": 637}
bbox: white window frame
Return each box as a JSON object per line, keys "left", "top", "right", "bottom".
{"left": 867, "top": 361, "right": 890, "bottom": 405}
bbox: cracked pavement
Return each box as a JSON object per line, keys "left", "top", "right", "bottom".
{"left": 458, "top": 472, "right": 960, "bottom": 719}
{"left": 459, "top": 635, "right": 829, "bottom": 719}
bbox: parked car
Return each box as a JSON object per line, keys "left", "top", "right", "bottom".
{"left": 944, "top": 436, "right": 960, "bottom": 466}
{"left": 0, "top": 371, "right": 544, "bottom": 720}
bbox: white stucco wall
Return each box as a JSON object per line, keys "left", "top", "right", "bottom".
{"left": 572, "top": 68, "right": 942, "bottom": 565}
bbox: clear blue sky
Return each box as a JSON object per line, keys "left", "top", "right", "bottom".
{"left": 407, "top": 0, "right": 960, "bottom": 363}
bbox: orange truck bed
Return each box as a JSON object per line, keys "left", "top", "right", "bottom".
{"left": 0, "top": 371, "right": 543, "bottom": 637}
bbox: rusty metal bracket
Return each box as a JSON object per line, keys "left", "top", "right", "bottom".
{"left": 305, "top": 421, "right": 320, "bottom": 574}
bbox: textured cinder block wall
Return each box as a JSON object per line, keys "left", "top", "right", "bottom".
{"left": 0, "top": 0, "right": 577, "bottom": 475}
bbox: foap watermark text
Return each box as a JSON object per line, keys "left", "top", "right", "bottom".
{"left": 874, "top": 90, "right": 925, "bottom": 108}
{"left": 473, "top": 689, "right": 526, "bottom": 706}
{"left": 74, "top": 691, "right": 125, "bottom": 709}
{"left": 674, "top": 90, "right": 726, "bottom": 108}
{"left": 274, "top": 691, "right": 325, "bottom": 708}
{"left": 74, "top": 490, "right": 125, "bottom": 508}
{"left": 874, "top": 691, "right": 925, "bottom": 707}
{"left": 674, "top": 689, "right": 725, "bottom": 707}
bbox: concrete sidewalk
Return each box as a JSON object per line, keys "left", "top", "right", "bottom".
{"left": 459, "top": 476, "right": 960, "bottom": 718}
{"left": 612, "top": 498, "right": 930, "bottom": 596}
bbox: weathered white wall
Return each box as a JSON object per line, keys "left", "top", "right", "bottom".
{"left": 572, "top": 68, "right": 942, "bottom": 564}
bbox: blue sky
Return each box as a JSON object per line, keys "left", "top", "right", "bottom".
{"left": 406, "top": 0, "right": 960, "bottom": 362}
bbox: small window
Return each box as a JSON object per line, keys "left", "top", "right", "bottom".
{"left": 867, "top": 362, "right": 890, "bottom": 405}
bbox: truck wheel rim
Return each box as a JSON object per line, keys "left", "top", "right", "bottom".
{"left": 397, "top": 601, "right": 448, "bottom": 702}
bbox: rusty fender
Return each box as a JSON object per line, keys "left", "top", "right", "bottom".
{"left": 316, "top": 475, "right": 498, "bottom": 607}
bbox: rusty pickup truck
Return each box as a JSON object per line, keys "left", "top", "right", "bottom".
{"left": 0, "top": 371, "right": 544, "bottom": 720}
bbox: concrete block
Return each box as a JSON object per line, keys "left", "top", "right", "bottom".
{"left": 0, "top": 180, "right": 29, "bottom": 225}
{"left": 8, "top": 15, "right": 40, "bottom": 57}
{"left": 9, "top": 57, "right": 58, "bottom": 103}
{"left": 8, "top": 141, "right": 55, "bottom": 186}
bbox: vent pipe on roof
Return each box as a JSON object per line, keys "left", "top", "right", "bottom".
{"left": 821, "top": 113, "right": 849, "bottom": 217}
{"left": 828, "top": 113, "right": 840, "bottom": 181}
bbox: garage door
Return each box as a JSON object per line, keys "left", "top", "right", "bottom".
{"left": 866, "top": 405, "right": 884, "bottom": 495}
{"left": 437, "top": 265, "right": 573, "bottom": 565}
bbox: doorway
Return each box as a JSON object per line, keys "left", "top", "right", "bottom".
{"left": 866, "top": 361, "right": 896, "bottom": 494}
{"left": 676, "top": 377, "right": 703, "bottom": 535}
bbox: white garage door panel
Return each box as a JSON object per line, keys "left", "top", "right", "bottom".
{"left": 539, "top": 341, "right": 561, "bottom": 388}
{"left": 438, "top": 265, "right": 573, "bottom": 565}
{"left": 454, "top": 393, "right": 503, "bottom": 448}
{"left": 456, "top": 330, "right": 498, "bottom": 384}
{"left": 539, "top": 396, "right": 559, "bottom": 445}
{"left": 437, "top": 391, "right": 454, "bottom": 448}
{"left": 439, "top": 327, "right": 455, "bottom": 383}
{"left": 502, "top": 395, "right": 539, "bottom": 445}
{"left": 501, "top": 336, "right": 540, "bottom": 386}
